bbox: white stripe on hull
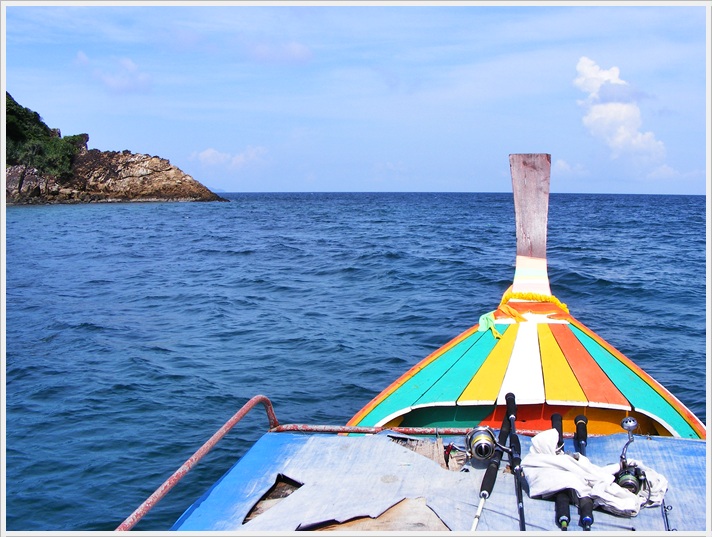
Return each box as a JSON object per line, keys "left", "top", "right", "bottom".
{"left": 497, "top": 321, "right": 545, "bottom": 405}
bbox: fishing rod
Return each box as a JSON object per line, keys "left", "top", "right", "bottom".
{"left": 578, "top": 496, "right": 594, "bottom": 531}
{"left": 505, "top": 392, "right": 526, "bottom": 531}
{"left": 469, "top": 404, "right": 511, "bottom": 531}
{"left": 550, "top": 413, "right": 571, "bottom": 531}
{"left": 573, "top": 414, "right": 594, "bottom": 531}
{"left": 574, "top": 414, "right": 588, "bottom": 456}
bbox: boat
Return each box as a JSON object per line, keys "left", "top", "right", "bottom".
{"left": 116, "top": 154, "right": 706, "bottom": 532}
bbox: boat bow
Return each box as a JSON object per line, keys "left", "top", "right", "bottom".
{"left": 347, "top": 154, "right": 705, "bottom": 440}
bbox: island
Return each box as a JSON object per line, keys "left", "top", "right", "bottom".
{"left": 5, "top": 92, "right": 227, "bottom": 204}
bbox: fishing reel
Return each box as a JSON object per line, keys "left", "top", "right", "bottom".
{"left": 466, "top": 426, "right": 505, "bottom": 461}
{"left": 616, "top": 465, "right": 647, "bottom": 495}
{"left": 614, "top": 416, "right": 647, "bottom": 495}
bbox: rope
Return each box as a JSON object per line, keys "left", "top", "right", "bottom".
{"left": 499, "top": 290, "right": 569, "bottom": 313}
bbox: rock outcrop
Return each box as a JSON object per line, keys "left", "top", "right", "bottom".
{"left": 6, "top": 144, "right": 227, "bottom": 204}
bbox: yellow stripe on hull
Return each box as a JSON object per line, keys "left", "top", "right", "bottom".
{"left": 458, "top": 323, "right": 519, "bottom": 405}
{"left": 537, "top": 323, "right": 588, "bottom": 406}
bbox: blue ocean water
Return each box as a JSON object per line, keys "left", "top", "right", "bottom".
{"left": 4, "top": 192, "right": 707, "bottom": 531}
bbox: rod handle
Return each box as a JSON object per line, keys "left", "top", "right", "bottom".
{"left": 480, "top": 452, "right": 502, "bottom": 498}
{"left": 506, "top": 392, "right": 517, "bottom": 421}
{"left": 551, "top": 413, "right": 564, "bottom": 449}
{"left": 498, "top": 420, "right": 511, "bottom": 445}
{"left": 509, "top": 433, "right": 522, "bottom": 469}
{"left": 579, "top": 496, "right": 594, "bottom": 530}
{"left": 555, "top": 490, "right": 570, "bottom": 530}
{"left": 574, "top": 415, "right": 588, "bottom": 455}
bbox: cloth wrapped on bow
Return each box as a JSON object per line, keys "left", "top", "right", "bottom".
{"left": 521, "top": 428, "right": 668, "bottom": 517}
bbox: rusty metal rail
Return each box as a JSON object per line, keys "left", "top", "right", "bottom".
{"left": 115, "top": 394, "right": 537, "bottom": 531}
{"left": 115, "top": 394, "right": 279, "bottom": 531}
{"left": 271, "top": 423, "right": 474, "bottom": 435}
{"left": 273, "top": 423, "right": 544, "bottom": 438}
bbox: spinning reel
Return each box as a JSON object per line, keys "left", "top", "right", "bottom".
{"left": 614, "top": 416, "right": 647, "bottom": 495}
{"left": 465, "top": 426, "right": 507, "bottom": 461}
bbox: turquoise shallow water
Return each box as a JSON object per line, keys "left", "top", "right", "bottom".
{"left": 4, "top": 192, "right": 707, "bottom": 530}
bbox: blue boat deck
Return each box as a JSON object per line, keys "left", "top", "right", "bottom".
{"left": 172, "top": 430, "right": 706, "bottom": 532}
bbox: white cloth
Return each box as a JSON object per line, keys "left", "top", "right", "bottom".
{"left": 521, "top": 428, "right": 668, "bottom": 517}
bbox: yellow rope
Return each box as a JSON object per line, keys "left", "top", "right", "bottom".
{"left": 499, "top": 290, "right": 569, "bottom": 313}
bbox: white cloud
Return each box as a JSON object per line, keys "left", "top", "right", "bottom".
{"left": 196, "top": 148, "right": 231, "bottom": 166}
{"left": 582, "top": 102, "right": 664, "bottom": 160}
{"left": 194, "top": 146, "right": 267, "bottom": 169}
{"left": 553, "top": 159, "right": 587, "bottom": 176}
{"left": 647, "top": 164, "right": 679, "bottom": 180}
{"left": 230, "top": 146, "right": 267, "bottom": 168}
{"left": 95, "top": 58, "right": 151, "bottom": 93}
{"left": 75, "top": 51, "right": 152, "bottom": 93}
{"left": 573, "top": 56, "right": 626, "bottom": 98}
{"left": 574, "top": 57, "right": 664, "bottom": 162}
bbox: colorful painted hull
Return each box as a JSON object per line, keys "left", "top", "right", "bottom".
{"left": 346, "top": 296, "right": 705, "bottom": 439}
{"left": 348, "top": 154, "right": 705, "bottom": 440}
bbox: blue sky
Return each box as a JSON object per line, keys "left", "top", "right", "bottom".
{"left": 2, "top": 4, "right": 709, "bottom": 194}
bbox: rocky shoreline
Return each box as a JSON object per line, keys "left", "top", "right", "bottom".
{"left": 6, "top": 142, "right": 227, "bottom": 205}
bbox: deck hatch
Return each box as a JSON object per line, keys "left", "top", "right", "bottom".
{"left": 243, "top": 474, "right": 302, "bottom": 524}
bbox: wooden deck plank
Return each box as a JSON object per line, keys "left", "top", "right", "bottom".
{"left": 457, "top": 323, "right": 519, "bottom": 405}
{"left": 347, "top": 324, "right": 484, "bottom": 426}
{"left": 353, "top": 329, "right": 488, "bottom": 426}
{"left": 549, "top": 323, "right": 630, "bottom": 410}
{"left": 497, "top": 321, "right": 545, "bottom": 404}
{"left": 413, "top": 325, "right": 509, "bottom": 406}
{"left": 571, "top": 324, "right": 698, "bottom": 438}
{"left": 537, "top": 323, "right": 588, "bottom": 405}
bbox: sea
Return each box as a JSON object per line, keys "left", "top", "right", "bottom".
{"left": 4, "top": 192, "right": 707, "bottom": 531}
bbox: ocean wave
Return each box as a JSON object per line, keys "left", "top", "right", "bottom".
{"left": 5, "top": 192, "right": 706, "bottom": 530}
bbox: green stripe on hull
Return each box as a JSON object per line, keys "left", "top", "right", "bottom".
{"left": 414, "top": 325, "right": 510, "bottom": 406}
{"left": 398, "top": 404, "right": 495, "bottom": 428}
{"left": 571, "top": 325, "right": 697, "bottom": 438}
{"left": 357, "top": 326, "right": 507, "bottom": 427}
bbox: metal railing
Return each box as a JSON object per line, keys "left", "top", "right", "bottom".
{"left": 115, "top": 394, "right": 537, "bottom": 531}
{"left": 115, "top": 394, "right": 279, "bottom": 531}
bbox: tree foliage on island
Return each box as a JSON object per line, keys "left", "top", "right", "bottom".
{"left": 6, "top": 92, "right": 87, "bottom": 186}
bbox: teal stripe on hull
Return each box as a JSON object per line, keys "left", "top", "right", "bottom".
{"left": 571, "top": 325, "right": 697, "bottom": 438}
{"left": 398, "top": 405, "right": 495, "bottom": 428}
{"left": 357, "top": 326, "right": 507, "bottom": 427}
{"left": 414, "top": 325, "right": 509, "bottom": 406}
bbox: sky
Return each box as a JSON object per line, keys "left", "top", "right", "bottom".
{"left": 1, "top": 3, "right": 709, "bottom": 194}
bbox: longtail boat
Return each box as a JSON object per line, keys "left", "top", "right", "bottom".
{"left": 117, "top": 154, "right": 706, "bottom": 532}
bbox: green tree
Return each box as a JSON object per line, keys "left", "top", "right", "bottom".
{"left": 6, "top": 92, "right": 85, "bottom": 186}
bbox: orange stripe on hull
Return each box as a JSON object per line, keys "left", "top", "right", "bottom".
{"left": 537, "top": 324, "right": 587, "bottom": 405}
{"left": 503, "top": 301, "right": 569, "bottom": 317}
{"left": 569, "top": 317, "right": 706, "bottom": 439}
{"left": 476, "top": 403, "right": 664, "bottom": 436}
{"left": 549, "top": 323, "right": 630, "bottom": 410}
